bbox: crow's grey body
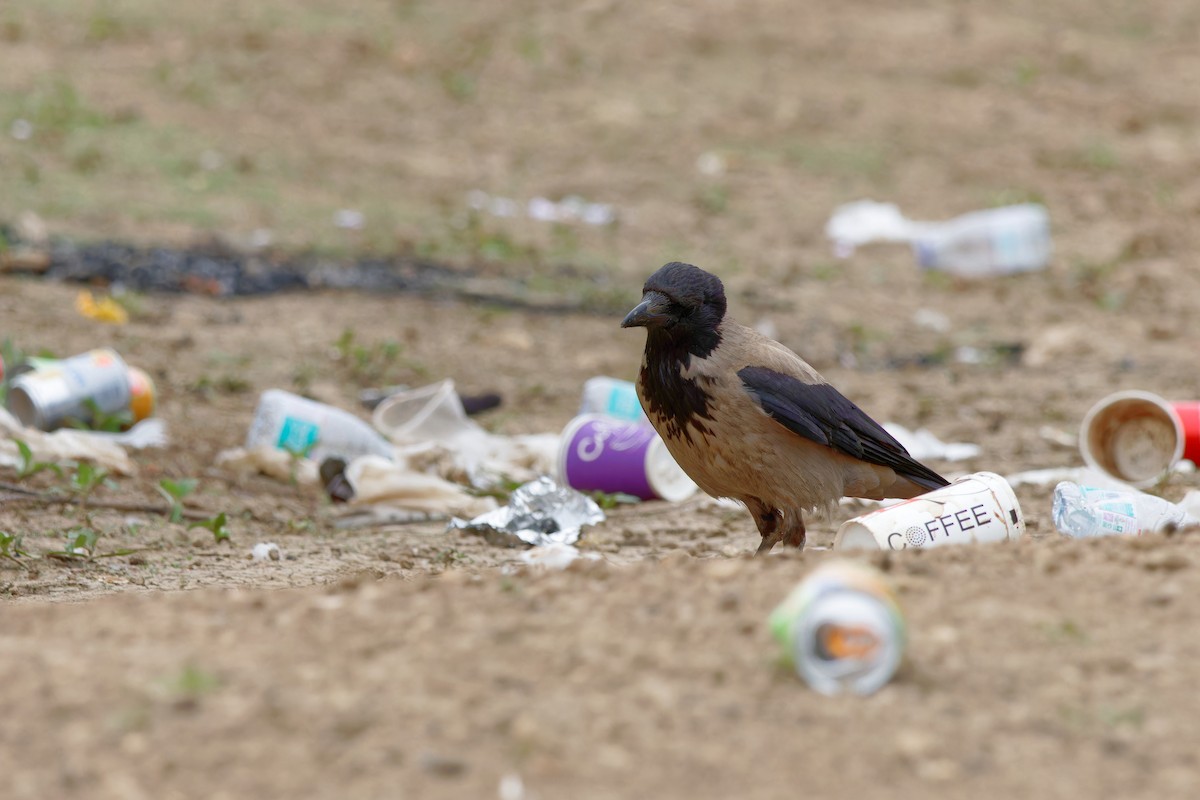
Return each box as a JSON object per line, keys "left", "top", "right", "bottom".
{"left": 622, "top": 262, "right": 949, "bottom": 553}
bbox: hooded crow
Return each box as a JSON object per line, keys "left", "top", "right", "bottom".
{"left": 622, "top": 262, "right": 949, "bottom": 554}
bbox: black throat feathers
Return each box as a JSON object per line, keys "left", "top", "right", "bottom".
{"left": 638, "top": 326, "right": 720, "bottom": 442}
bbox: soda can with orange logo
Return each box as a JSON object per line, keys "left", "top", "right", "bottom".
{"left": 769, "top": 560, "right": 905, "bottom": 696}
{"left": 5, "top": 348, "right": 145, "bottom": 430}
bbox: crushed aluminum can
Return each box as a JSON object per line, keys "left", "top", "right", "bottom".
{"left": 6, "top": 348, "right": 136, "bottom": 430}
{"left": 769, "top": 560, "right": 906, "bottom": 696}
{"left": 449, "top": 476, "right": 605, "bottom": 547}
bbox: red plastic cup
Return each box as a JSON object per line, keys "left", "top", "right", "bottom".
{"left": 1173, "top": 402, "right": 1200, "bottom": 466}
{"left": 558, "top": 414, "right": 696, "bottom": 502}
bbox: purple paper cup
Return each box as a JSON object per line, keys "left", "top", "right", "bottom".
{"left": 558, "top": 414, "right": 697, "bottom": 502}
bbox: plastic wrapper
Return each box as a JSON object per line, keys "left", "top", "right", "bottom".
{"left": 0, "top": 406, "right": 137, "bottom": 475}
{"left": 449, "top": 476, "right": 605, "bottom": 547}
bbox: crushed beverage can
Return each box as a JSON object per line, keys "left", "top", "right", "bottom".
{"left": 5, "top": 348, "right": 135, "bottom": 430}
{"left": 769, "top": 560, "right": 906, "bottom": 696}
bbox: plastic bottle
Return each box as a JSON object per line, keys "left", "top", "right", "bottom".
{"left": 1051, "top": 481, "right": 1197, "bottom": 538}
{"left": 911, "top": 203, "right": 1051, "bottom": 278}
{"left": 246, "top": 390, "right": 395, "bottom": 463}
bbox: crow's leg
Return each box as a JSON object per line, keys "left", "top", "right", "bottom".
{"left": 781, "top": 511, "right": 807, "bottom": 550}
{"left": 746, "top": 498, "right": 783, "bottom": 556}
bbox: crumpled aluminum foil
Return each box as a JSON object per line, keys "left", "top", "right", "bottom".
{"left": 449, "top": 476, "right": 605, "bottom": 547}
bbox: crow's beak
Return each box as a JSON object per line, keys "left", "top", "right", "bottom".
{"left": 621, "top": 291, "right": 672, "bottom": 329}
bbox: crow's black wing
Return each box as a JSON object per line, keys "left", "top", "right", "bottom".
{"left": 738, "top": 366, "right": 949, "bottom": 491}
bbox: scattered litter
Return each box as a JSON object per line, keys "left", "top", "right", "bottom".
{"left": 912, "top": 308, "right": 951, "bottom": 334}
{"left": 0, "top": 406, "right": 137, "bottom": 475}
{"left": 343, "top": 454, "right": 496, "bottom": 517}
{"left": 359, "top": 384, "right": 410, "bottom": 411}
{"left": 5, "top": 348, "right": 155, "bottom": 431}
{"left": 519, "top": 542, "right": 601, "bottom": 571}
{"left": 577, "top": 376, "right": 645, "bottom": 423}
{"left": 86, "top": 418, "right": 168, "bottom": 449}
{"left": 1052, "top": 482, "right": 1199, "bottom": 538}
{"left": 559, "top": 414, "right": 696, "bottom": 501}
{"left": 333, "top": 506, "right": 440, "bottom": 529}
{"left": 467, "top": 190, "right": 617, "bottom": 226}
{"left": 74, "top": 290, "right": 130, "bottom": 324}
{"left": 10, "top": 119, "right": 32, "bottom": 141}
{"left": 695, "top": 151, "right": 726, "bottom": 177}
{"left": 372, "top": 379, "right": 557, "bottom": 486}
{"left": 825, "top": 200, "right": 1051, "bottom": 278}
{"left": 247, "top": 389, "right": 396, "bottom": 463}
{"left": 449, "top": 476, "right": 604, "bottom": 548}
{"left": 836, "top": 472, "right": 1024, "bottom": 551}
{"left": 319, "top": 457, "right": 355, "bottom": 503}
{"left": 215, "top": 445, "right": 320, "bottom": 486}
{"left": 498, "top": 773, "right": 527, "bottom": 800}
{"left": 1004, "top": 466, "right": 1135, "bottom": 490}
{"left": 1079, "top": 390, "right": 1195, "bottom": 488}
{"left": 333, "top": 209, "right": 365, "bottom": 230}
{"left": 251, "top": 542, "right": 282, "bottom": 562}
{"left": 882, "top": 423, "right": 981, "bottom": 462}
{"left": 1038, "top": 425, "right": 1077, "bottom": 449}
{"left": 770, "top": 560, "right": 906, "bottom": 696}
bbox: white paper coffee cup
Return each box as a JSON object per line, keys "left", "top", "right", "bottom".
{"left": 834, "top": 471, "right": 1024, "bottom": 551}
{"left": 1079, "top": 391, "right": 1185, "bottom": 488}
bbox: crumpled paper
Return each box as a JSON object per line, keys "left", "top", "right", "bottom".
{"left": 449, "top": 476, "right": 605, "bottom": 547}
{"left": 344, "top": 454, "right": 496, "bottom": 517}
{"left": 214, "top": 447, "right": 496, "bottom": 520}
{"left": 0, "top": 407, "right": 137, "bottom": 475}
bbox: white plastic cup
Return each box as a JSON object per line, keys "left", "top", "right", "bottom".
{"left": 558, "top": 414, "right": 697, "bottom": 502}
{"left": 1079, "top": 391, "right": 1186, "bottom": 488}
{"left": 372, "top": 379, "right": 479, "bottom": 444}
{"left": 834, "top": 471, "right": 1025, "bottom": 551}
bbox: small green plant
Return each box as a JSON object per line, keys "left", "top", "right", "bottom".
{"left": 434, "top": 547, "right": 468, "bottom": 566}
{"left": 587, "top": 490, "right": 640, "bottom": 510}
{"left": 45, "top": 526, "right": 100, "bottom": 560}
{"left": 45, "top": 525, "right": 138, "bottom": 561}
{"left": 12, "top": 440, "right": 62, "bottom": 479}
{"left": 70, "top": 462, "right": 110, "bottom": 501}
{"left": 0, "top": 530, "right": 29, "bottom": 565}
{"left": 189, "top": 512, "right": 231, "bottom": 543}
{"left": 66, "top": 399, "right": 132, "bottom": 432}
{"left": 467, "top": 476, "right": 525, "bottom": 503}
{"left": 165, "top": 664, "right": 220, "bottom": 697}
{"left": 331, "top": 328, "right": 410, "bottom": 383}
{"left": 158, "top": 478, "right": 198, "bottom": 523}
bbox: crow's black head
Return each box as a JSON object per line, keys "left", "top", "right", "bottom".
{"left": 620, "top": 262, "right": 726, "bottom": 357}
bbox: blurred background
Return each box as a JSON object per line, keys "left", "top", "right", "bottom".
{"left": 3, "top": 0, "right": 1197, "bottom": 284}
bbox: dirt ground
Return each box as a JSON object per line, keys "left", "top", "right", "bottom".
{"left": 4, "top": 0, "right": 1200, "bottom": 798}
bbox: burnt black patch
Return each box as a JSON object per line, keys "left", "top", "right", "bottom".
{"left": 738, "top": 366, "right": 949, "bottom": 491}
